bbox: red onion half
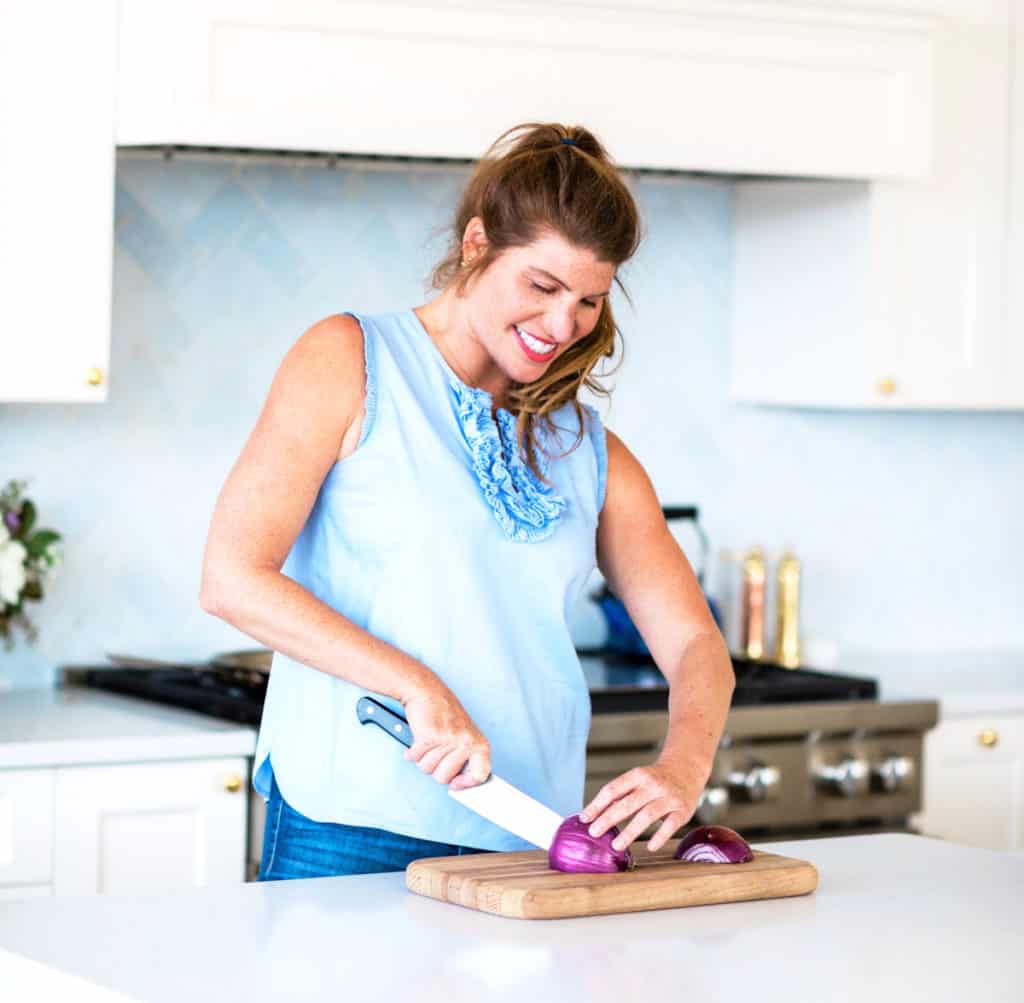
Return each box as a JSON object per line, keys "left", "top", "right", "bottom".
{"left": 548, "top": 814, "right": 634, "bottom": 873}
{"left": 674, "top": 825, "right": 754, "bottom": 864}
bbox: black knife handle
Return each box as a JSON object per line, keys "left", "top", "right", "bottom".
{"left": 356, "top": 695, "right": 414, "bottom": 748}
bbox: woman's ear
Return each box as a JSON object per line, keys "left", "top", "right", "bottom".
{"left": 461, "top": 216, "right": 489, "bottom": 262}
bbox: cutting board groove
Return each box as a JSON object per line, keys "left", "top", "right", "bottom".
{"left": 406, "top": 842, "right": 817, "bottom": 919}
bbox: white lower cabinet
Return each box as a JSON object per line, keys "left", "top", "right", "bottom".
{"left": 0, "top": 757, "right": 248, "bottom": 901}
{"left": 916, "top": 713, "right": 1023, "bottom": 853}
{"left": 53, "top": 758, "right": 248, "bottom": 897}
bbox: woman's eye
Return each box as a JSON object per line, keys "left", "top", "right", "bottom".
{"left": 531, "top": 281, "right": 598, "bottom": 309}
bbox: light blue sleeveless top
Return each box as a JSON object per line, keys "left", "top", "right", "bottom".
{"left": 252, "top": 308, "right": 607, "bottom": 851}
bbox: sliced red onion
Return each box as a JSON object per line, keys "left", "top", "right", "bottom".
{"left": 674, "top": 825, "right": 754, "bottom": 864}
{"left": 548, "top": 814, "right": 634, "bottom": 873}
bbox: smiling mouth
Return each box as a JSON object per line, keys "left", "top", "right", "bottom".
{"left": 514, "top": 324, "right": 557, "bottom": 361}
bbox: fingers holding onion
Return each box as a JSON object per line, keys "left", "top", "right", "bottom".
{"left": 548, "top": 814, "right": 635, "bottom": 873}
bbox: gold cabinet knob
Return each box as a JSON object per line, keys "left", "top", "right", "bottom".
{"left": 977, "top": 729, "right": 999, "bottom": 748}
{"left": 86, "top": 367, "right": 104, "bottom": 387}
{"left": 877, "top": 378, "right": 897, "bottom": 396}
{"left": 223, "top": 773, "right": 243, "bottom": 793}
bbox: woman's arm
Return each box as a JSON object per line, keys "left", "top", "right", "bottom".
{"left": 580, "top": 429, "right": 735, "bottom": 853}
{"left": 199, "top": 314, "right": 491, "bottom": 790}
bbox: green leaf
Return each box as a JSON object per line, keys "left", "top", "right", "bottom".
{"left": 18, "top": 499, "right": 36, "bottom": 538}
{"left": 22, "top": 580, "right": 43, "bottom": 601}
{"left": 26, "top": 529, "right": 60, "bottom": 558}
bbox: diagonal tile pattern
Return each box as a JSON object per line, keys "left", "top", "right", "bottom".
{"left": 1, "top": 152, "right": 1022, "bottom": 689}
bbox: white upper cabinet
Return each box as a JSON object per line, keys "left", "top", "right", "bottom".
{"left": 1008, "top": 2, "right": 1023, "bottom": 381}
{"left": 115, "top": 0, "right": 936, "bottom": 180}
{"left": 731, "top": 1, "right": 1020, "bottom": 409}
{"left": 0, "top": 2, "right": 116, "bottom": 403}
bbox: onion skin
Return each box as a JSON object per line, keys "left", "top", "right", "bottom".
{"left": 674, "top": 825, "right": 754, "bottom": 864}
{"left": 548, "top": 814, "right": 635, "bottom": 873}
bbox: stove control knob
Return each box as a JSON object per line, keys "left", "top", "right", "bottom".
{"left": 727, "top": 762, "right": 781, "bottom": 802}
{"left": 695, "top": 785, "right": 729, "bottom": 824}
{"left": 871, "top": 755, "right": 914, "bottom": 793}
{"left": 814, "top": 756, "right": 869, "bottom": 797}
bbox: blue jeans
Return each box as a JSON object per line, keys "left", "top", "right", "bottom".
{"left": 258, "top": 768, "right": 493, "bottom": 880}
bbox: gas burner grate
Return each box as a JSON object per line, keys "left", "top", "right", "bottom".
{"left": 580, "top": 650, "right": 878, "bottom": 709}
{"left": 80, "top": 668, "right": 266, "bottom": 725}
{"left": 728, "top": 657, "right": 877, "bottom": 704}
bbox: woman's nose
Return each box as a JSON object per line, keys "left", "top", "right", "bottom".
{"left": 547, "top": 306, "right": 577, "bottom": 342}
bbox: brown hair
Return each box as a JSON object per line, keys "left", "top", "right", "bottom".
{"left": 428, "top": 122, "right": 643, "bottom": 475}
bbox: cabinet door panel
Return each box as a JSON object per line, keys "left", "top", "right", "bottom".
{"left": 54, "top": 758, "right": 247, "bottom": 897}
{"left": 0, "top": 2, "right": 115, "bottom": 402}
{"left": 1007, "top": 0, "right": 1024, "bottom": 396}
{"left": 731, "top": 4, "right": 1019, "bottom": 409}
{"left": 871, "top": 8, "right": 1011, "bottom": 408}
{"left": 919, "top": 715, "right": 1022, "bottom": 851}
{"left": 0, "top": 769, "right": 55, "bottom": 885}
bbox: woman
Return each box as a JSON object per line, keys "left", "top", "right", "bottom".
{"left": 200, "top": 122, "right": 734, "bottom": 880}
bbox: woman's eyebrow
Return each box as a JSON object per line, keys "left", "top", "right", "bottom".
{"left": 531, "top": 268, "right": 610, "bottom": 299}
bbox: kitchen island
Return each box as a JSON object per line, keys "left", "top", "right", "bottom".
{"left": 0, "top": 833, "right": 1020, "bottom": 1002}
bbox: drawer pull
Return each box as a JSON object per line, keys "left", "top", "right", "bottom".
{"left": 977, "top": 729, "right": 999, "bottom": 749}
{"left": 223, "top": 774, "right": 243, "bottom": 793}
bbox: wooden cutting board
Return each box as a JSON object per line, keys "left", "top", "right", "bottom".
{"left": 406, "top": 842, "right": 818, "bottom": 920}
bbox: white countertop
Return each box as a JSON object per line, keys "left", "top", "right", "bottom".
{"left": 0, "top": 834, "right": 1020, "bottom": 1003}
{"left": 0, "top": 687, "right": 256, "bottom": 769}
{"left": 840, "top": 648, "right": 1024, "bottom": 718}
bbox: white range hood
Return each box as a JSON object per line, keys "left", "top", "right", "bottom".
{"left": 115, "top": 0, "right": 939, "bottom": 181}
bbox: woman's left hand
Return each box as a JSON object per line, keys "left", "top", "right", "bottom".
{"left": 579, "top": 757, "right": 709, "bottom": 854}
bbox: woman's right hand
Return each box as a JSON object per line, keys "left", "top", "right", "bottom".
{"left": 401, "top": 679, "right": 491, "bottom": 791}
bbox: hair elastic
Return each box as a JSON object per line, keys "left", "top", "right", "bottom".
{"left": 560, "top": 137, "right": 577, "bottom": 147}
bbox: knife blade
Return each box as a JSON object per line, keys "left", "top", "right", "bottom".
{"left": 356, "top": 695, "right": 564, "bottom": 850}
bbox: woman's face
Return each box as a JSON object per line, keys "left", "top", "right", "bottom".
{"left": 464, "top": 227, "right": 616, "bottom": 386}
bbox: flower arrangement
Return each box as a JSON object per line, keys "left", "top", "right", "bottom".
{"left": 0, "top": 480, "right": 63, "bottom": 650}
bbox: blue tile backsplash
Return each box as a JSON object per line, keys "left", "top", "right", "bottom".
{"left": 1, "top": 152, "right": 1022, "bottom": 689}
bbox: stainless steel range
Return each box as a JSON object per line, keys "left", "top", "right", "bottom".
{"left": 581, "top": 653, "right": 938, "bottom": 841}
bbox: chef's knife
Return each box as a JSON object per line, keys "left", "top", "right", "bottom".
{"left": 356, "top": 695, "right": 564, "bottom": 850}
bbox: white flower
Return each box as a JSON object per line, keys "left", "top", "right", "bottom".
{"left": 0, "top": 525, "right": 28, "bottom": 605}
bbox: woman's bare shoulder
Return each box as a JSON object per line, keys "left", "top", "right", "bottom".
{"left": 278, "top": 312, "right": 365, "bottom": 409}
{"left": 601, "top": 427, "right": 660, "bottom": 516}
{"left": 286, "top": 312, "right": 365, "bottom": 379}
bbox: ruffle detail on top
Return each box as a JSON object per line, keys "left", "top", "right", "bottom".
{"left": 450, "top": 380, "right": 567, "bottom": 543}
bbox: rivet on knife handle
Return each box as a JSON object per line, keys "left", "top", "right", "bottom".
{"left": 357, "top": 695, "right": 414, "bottom": 748}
